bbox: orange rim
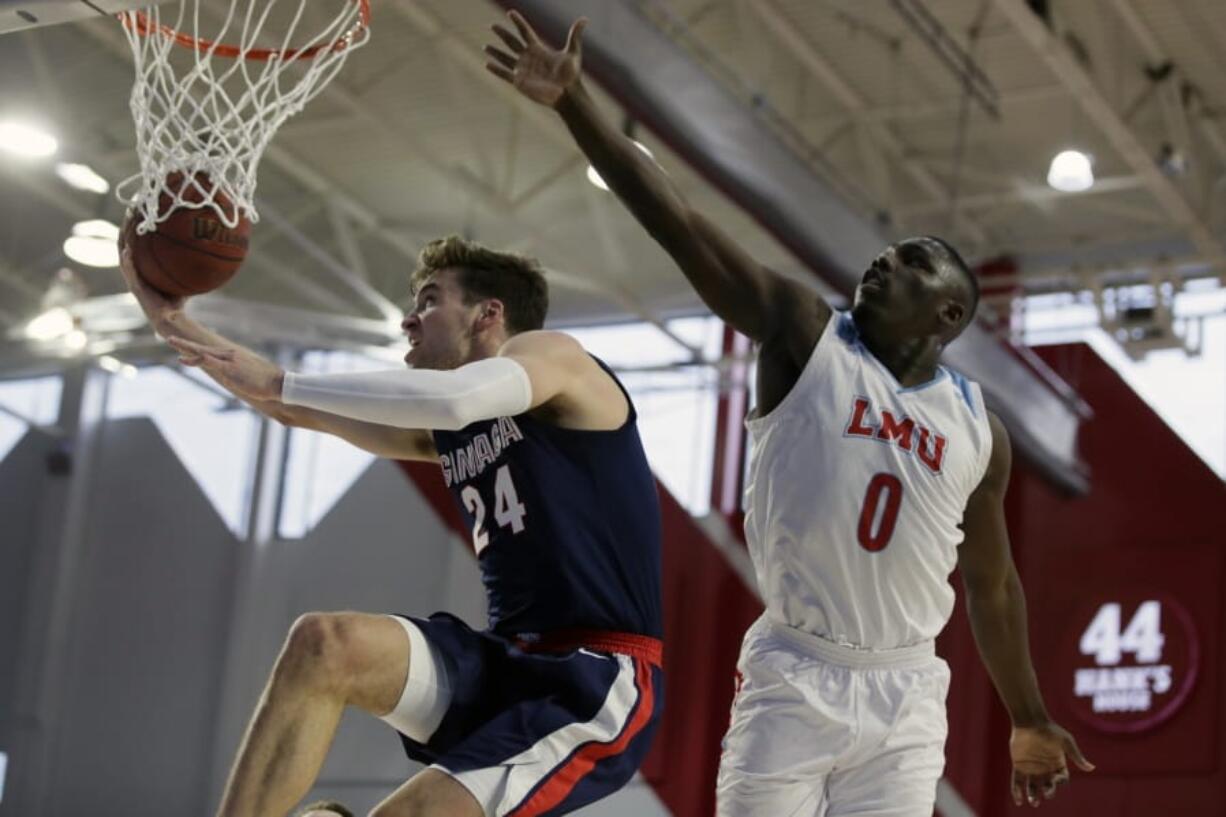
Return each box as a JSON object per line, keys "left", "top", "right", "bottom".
{"left": 121, "top": 0, "right": 370, "bottom": 61}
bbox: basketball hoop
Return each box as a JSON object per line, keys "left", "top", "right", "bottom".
{"left": 115, "top": 0, "right": 371, "bottom": 234}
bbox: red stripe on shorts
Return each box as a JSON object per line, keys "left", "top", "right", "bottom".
{"left": 507, "top": 657, "right": 655, "bottom": 817}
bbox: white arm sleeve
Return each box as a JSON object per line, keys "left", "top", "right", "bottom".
{"left": 281, "top": 356, "right": 534, "bottom": 431}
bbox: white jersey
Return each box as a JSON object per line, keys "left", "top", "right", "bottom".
{"left": 743, "top": 311, "right": 993, "bottom": 650}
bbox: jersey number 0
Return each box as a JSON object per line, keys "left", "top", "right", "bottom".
{"left": 857, "top": 472, "right": 903, "bottom": 552}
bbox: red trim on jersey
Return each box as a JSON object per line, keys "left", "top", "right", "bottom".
{"left": 507, "top": 657, "right": 656, "bottom": 817}
{"left": 515, "top": 629, "right": 664, "bottom": 667}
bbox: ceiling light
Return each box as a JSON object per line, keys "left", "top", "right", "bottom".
{"left": 120, "top": 364, "right": 138, "bottom": 379}
{"left": 63, "top": 219, "right": 121, "bottom": 268}
{"left": 73, "top": 219, "right": 120, "bottom": 240}
{"left": 0, "top": 121, "right": 58, "bottom": 158}
{"left": 586, "top": 165, "right": 611, "bottom": 192}
{"left": 98, "top": 355, "right": 123, "bottom": 373}
{"left": 55, "top": 162, "right": 110, "bottom": 194}
{"left": 64, "top": 329, "right": 89, "bottom": 351}
{"left": 1047, "top": 149, "right": 1094, "bottom": 192}
{"left": 25, "top": 306, "right": 74, "bottom": 341}
{"left": 587, "top": 140, "right": 655, "bottom": 192}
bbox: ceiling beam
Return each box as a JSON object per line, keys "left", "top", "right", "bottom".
{"left": 1103, "top": 0, "right": 1226, "bottom": 207}
{"left": 749, "top": 0, "right": 992, "bottom": 247}
{"left": 993, "top": 0, "right": 1226, "bottom": 276}
{"left": 802, "top": 84, "right": 1066, "bottom": 131}
{"left": 895, "top": 174, "right": 1146, "bottom": 214}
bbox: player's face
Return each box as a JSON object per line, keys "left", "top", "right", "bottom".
{"left": 401, "top": 269, "right": 479, "bottom": 370}
{"left": 852, "top": 238, "right": 961, "bottom": 338}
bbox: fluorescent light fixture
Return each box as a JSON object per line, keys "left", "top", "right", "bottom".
{"left": 1047, "top": 149, "right": 1094, "bottom": 192}
{"left": 586, "top": 165, "right": 611, "bottom": 192}
{"left": 55, "top": 162, "right": 109, "bottom": 194}
{"left": 63, "top": 219, "right": 121, "bottom": 268}
{"left": 0, "top": 121, "right": 58, "bottom": 158}
{"left": 98, "top": 355, "right": 123, "bottom": 373}
{"left": 120, "top": 364, "right": 138, "bottom": 379}
{"left": 73, "top": 219, "right": 120, "bottom": 240}
{"left": 0, "top": 751, "right": 6, "bottom": 804}
{"left": 25, "top": 306, "right": 74, "bottom": 340}
{"left": 587, "top": 140, "right": 654, "bottom": 191}
{"left": 64, "top": 329, "right": 88, "bottom": 351}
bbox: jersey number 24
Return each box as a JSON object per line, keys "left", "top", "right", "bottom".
{"left": 460, "top": 465, "right": 526, "bottom": 555}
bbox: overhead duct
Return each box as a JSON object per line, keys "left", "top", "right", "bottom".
{"left": 497, "top": 0, "right": 1089, "bottom": 491}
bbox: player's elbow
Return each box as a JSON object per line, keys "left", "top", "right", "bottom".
{"left": 962, "top": 568, "right": 1011, "bottom": 609}
{"left": 431, "top": 401, "right": 474, "bottom": 432}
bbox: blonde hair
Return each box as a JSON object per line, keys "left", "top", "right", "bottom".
{"left": 412, "top": 235, "right": 549, "bottom": 334}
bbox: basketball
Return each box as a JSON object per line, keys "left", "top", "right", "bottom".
{"left": 125, "top": 172, "right": 251, "bottom": 297}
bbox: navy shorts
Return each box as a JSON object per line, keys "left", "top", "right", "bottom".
{"left": 394, "top": 613, "right": 664, "bottom": 817}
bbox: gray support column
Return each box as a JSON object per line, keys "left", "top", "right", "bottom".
{"left": 6, "top": 363, "right": 109, "bottom": 816}
{"left": 205, "top": 348, "right": 295, "bottom": 808}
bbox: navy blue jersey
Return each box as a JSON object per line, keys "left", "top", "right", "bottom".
{"left": 431, "top": 359, "right": 662, "bottom": 639}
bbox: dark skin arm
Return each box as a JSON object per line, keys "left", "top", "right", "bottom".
{"left": 959, "top": 411, "right": 1094, "bottom": 807}
{"left": 485, "top": 12, "right": 830, "bottom": 415}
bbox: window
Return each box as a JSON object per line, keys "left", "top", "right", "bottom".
{"left": 106, "top": 365, "right": 260, "bottom": 535}
{"left": 277, "top": 350, "right": 384, "bottom": 539}
{"left": 1023, "top": 286, "right": 1225, "bottom": 477}
{"left": 0, "top": 375, "right": 62, "bottom": 462}
{"left": 568, "top": 316, "right": 723, "bottom": 515}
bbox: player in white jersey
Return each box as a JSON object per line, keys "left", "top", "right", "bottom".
{"left": 486, "top": 11, "right": 1093, "bottom": 815}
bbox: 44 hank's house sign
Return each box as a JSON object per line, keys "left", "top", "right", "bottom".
{"left": 1064, "top": 592, "right": 1198, "bottom": 734}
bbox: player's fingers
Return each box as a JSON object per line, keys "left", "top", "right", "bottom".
{"left": 178, "top": 354, "right": 202, "bottom": 367}
{"left": 1026, "top": 776, "right": 1041, "bottom": 808}
{"left": 1063, "top": 736, "right": 1095, "bottom": 772}
{"left": 508, "top": 10, "right": 538, "bottom": 44}
{"left": 564, "top": 18, "right": 587, "bottom": 55}
{"left": 1011, "top": 772, "right": 1024, "bottom": 807}
{"left": 485, "top": 63, "right": 514, "bottom": 83}
{"left": 491, "top": 23, "right": 525, "bottom": 53}
{"left": 484, "top": 45, "right": 517, "bottom": 70}
{"left": 166, "top": 337, "right": 205, "bottom": 354}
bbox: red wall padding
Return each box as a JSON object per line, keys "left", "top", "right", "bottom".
{"left": 638, "top": 489, "right": 762, "bottom": 817}
{"left": 940, "top": 342, "right": 1226, "bottom": 816}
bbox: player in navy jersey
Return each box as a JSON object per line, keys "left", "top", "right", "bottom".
{"left": 120, "top": 234, "right": 664, "bottom": 817}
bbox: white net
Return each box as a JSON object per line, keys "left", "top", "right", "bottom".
{"left": 116, "top": 0, "right": 371, "bottom": 233}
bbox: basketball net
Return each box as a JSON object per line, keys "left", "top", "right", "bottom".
{"left": 116, "top": 0, "right": 371, "bottom": 233}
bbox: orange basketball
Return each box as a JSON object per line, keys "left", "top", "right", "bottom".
{"left": 126, "top": 172, "right": 251, "bottom": 297}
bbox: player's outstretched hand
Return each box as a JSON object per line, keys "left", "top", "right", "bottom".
{"left": 1009, "top": 722, "right": 1094, "bottom": 807}
{"left": 484, "top": 10, "right": 586, "bottom": 108}
{"left": 118, "top": 216, "right": 184, "bottom": 330}
{"left": 167, "top": 336, "right": 284, "bottom": 403}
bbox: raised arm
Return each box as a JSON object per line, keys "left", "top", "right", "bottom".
{"left": 484, "top": 12, "right": 829, "bottom": 352}
{"left": 958, "top": 412, "right": 1093, "bottom": 807}
{"left": 119, "top": 243, "right": 436, "bottom": 462}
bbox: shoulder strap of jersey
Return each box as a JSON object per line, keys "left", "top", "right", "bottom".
{"left": 588, "top": 354, "right": 637, "bottom": 425}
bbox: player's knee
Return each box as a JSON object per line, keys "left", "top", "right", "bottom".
{"left": 281, "top": 612, "right": 355, "bottom": 688}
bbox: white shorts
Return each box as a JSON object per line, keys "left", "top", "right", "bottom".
{"left": 717, "top": 614, "right": 950, "bottom": 817}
